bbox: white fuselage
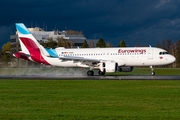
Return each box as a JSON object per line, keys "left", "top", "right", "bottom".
{"left": 43, "top": 47, "right": 176, "bottom": 68}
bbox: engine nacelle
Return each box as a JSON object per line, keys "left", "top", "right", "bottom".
{"left": 118, "top": 66, "right": 134, "bottom": 72}
{"left": 99, "top": 61, "right": 118, "bottom": 73}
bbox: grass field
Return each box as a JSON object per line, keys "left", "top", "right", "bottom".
{"left": 0, "top": 80, "right": 180, "bottom": 120}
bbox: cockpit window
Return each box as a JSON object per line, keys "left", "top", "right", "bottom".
{"left": 159, "top": 52, "right": 169, "bottom": 55}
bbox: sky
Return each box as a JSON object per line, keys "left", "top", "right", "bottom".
{"left": 1, "top": 0, "right": 180, "bottom": 48}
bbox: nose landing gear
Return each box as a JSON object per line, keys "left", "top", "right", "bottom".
{"left": 150, "top": 66, "right": 155, "bottom": 75}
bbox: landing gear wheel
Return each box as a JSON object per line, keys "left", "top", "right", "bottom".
{"left": 151, "top": 71, "right": 155, "bottom": 76}
{"left": 87, "top": 70, "right": 94, "bottom": 76}
{"left": 98, "top": 70, "right": 105, "bottom": 76}
{"left": 150, "top": 66, "right": 155, "bottom": 76}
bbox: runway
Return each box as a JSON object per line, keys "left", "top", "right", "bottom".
{"left": 0, "top": 75, "right": 180, "bottom": 80}
{"left": 0, "top": 68, "right": 179, "bottom": 80}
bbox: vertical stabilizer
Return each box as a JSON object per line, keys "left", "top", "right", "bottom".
{"left": 16, "top": 23, "right": 42, "bottom": 52}
{"left": 15, "top": 23, "right": 50, "bottom": 65}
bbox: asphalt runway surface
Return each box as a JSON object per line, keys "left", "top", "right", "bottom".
{"left": 0, "top": 75, "right": 180, "bottom": 80}
{"left": 0, "top": 68, "right": 179, "bottom": 80}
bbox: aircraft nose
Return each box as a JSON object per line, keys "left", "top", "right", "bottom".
{"left": 170, "top": 55, "right": 176, "bottom": 63}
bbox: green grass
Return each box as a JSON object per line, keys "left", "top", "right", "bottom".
{"left": 0, "top": 80, "right": 180, "bottom": 119}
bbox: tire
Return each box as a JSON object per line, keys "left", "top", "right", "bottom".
{"left": 87, "top": 70, "right": 94, "bottom": 76}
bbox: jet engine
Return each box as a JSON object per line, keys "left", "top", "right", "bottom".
{"left": 99, "top": 61, "right": 118, "bottom": 73}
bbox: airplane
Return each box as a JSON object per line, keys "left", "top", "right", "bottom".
{"left": 13, "top": 23, "right": 176, "bottom": 76}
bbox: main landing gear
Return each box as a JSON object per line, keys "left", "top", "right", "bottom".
{"left": 87, "top": 66, "right": 94, "bottom": 76}
{"left": 98, "top": 70, "right": 105, "bottom": 76}
{"left": 87, "top": 70, "right": 94, "bottom": 76}
{"left": 150, "top": 66, "right": 155, "bottom": 76}
{"left": 87, "top": 70, "right": 106, "bottom": 76}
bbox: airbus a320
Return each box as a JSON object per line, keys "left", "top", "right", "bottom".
{"left": 13, "top": 23, "right": 176, "bottom": 76}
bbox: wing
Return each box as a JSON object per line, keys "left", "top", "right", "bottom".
{"left": 59, "top": 56, "right": 100, "bottom": 66}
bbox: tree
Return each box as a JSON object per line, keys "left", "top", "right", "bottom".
{"left": 57, "top": 37, "right": 70, "bottom": 48}
{"left": 1, "top": 42, "right": 11, "bottom": 63}
{"left": 174, "top": 40, "right": 180, "bottom": 67}
{"left": 118, "top": 39, "right": 126, "bottom": 47}
{"left": 81, "top": 40, "right": 89, "bottom": 48}
{"left": 39, "top": 41, "right": 48, "bottom": 48}
{"left": 2, "top": 42, "right": 10, "bottom": 53}
{"left": 96, "top": 38, "right": 106, "bottom": 48}
{"left": 47, "top": 37, "right": 57, "bottom": 49}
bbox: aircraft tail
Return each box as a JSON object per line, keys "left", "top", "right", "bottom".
{"left": 16, "top": 23, "right": 50, "bottom": 55}
{"left": 15, "top": 23, "right": 50, "bottom": 65}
